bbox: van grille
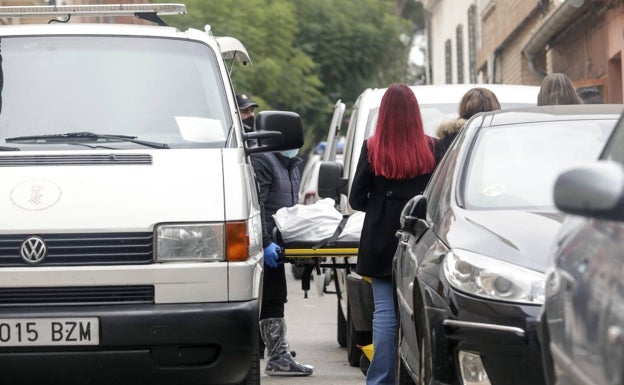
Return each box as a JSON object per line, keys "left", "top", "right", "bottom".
{"left": 0, "top": 154, "right": 152, "bottom": 166}
{"left": 0, "top": 232, "right": 153, "bottom": 266}
{"left": 0, "top": 286, "right": 155, "bottom": 306}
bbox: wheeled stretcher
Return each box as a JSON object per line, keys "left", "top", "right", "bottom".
{"left": 277, "top": 239, "right": 359, "bottom": 297}
{"left": 271, "top": 200, "right": 362, "bottom": 297}
{"left": 273, "top": 213, "right": 359, "bottom": 298}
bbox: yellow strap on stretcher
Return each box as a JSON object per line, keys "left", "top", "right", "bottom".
{"left": 282, "top": 247, "right": 358, "bottom": 257}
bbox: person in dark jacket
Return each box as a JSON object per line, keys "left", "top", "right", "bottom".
{"left": 436, "top": 87, "right": 501, "bottom": 155}
{"left": 349, "top": 83, "right": 443, "bottom": 385}
{"left": 236, "top": 93, "right": 258, "bottom": 132}
{"left": 241, "top": 93, "right": 314, "bottom": 377}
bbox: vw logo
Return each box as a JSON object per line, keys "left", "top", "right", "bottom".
{"left": 20, "top": 237, "right": 47, "bottom": 264}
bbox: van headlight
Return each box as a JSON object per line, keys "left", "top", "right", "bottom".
{"left": 443, "top": 250, "right": 545, "bottom": 304}
{"left": 155, "top": 223, "right": 224, "bottom": 262}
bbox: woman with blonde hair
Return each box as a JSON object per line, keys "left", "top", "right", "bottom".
{"left": 537, "top": 72, "right": 582, "bottom": 106}
{"left": 349, "top": 83, "right": 443, "bottom": 385}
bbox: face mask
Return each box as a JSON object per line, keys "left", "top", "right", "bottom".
{"left": 280, "top": 149, "right": 299, "bottom": 158}
{"left": 242, "top": 116, "right": 255, "bottom": 132}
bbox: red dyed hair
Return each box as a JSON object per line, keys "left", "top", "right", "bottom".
{"left": 367, "top": 83, "right": 435, "bottom": 179}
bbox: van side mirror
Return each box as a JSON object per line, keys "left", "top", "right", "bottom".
{"left": 244, "top": 111, "right": 304, "bottom": 155}
{"left": 553, "top": 161, "right": 624, "bottom": 222}
{"left": 318, "top": 161, "right": 347, "bottom": 203}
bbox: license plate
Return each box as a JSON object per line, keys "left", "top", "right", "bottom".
{"left": 0, "top": 318, "right": 99, "bottom": 347}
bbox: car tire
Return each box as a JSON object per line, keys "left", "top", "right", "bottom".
{"left": 417, "top": 313, "right": 432, "bottom": 385}
{"left": 359, "top": 352, "right": 371, "bottom": 376}
{"left": 239, "top": 349, "right": 260, "bottom": 385}
{"left": 538, "top": 312, "right": 556, "bottom": 385}
{"left": 396, "top": 323, "right": 416, "bottom": 385}
{"left": 291, "top": 264, "right": 305, "bottom": 280}
{"left": 337, "top": 299, "right": 347, "bottom": 347}
{"left": 347, "top": 303, "right": 371, "bottom": 367}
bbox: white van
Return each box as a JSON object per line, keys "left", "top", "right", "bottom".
{"left": 0, "top": 4, "right": 302, "bottom": 385}
{"left": 318, "top": 84, "right": 540, "bottom": 366}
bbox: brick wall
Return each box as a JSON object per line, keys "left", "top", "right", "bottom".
{"left": 499, "top": 16, "right": 544, "bottom": 85}
{"left": 478, "top": 0, "right": 542, "bottom": 70}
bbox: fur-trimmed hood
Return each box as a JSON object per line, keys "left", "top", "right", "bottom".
{"left": 435, "top": 118, "right": 466, "bottom": 140}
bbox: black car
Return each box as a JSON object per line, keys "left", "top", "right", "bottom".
{"left": 541, "top": 110, "right": 624, "bottom": 385}
{"left": 393, "top": 105, "right": 622, "bottom": 385}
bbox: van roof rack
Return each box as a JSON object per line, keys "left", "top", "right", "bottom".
{"left": 0, "top": 4, "right": 187, "bottom": 26}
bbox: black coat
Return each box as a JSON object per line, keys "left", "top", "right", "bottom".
{"left": 435, "top": 117, "right": 466, "bottom": 155}
{"left": 250, "top": 153, "right": 302, "bottom": 247}
{"left": 349, "top": 139, "right": 443, "bottom": 278}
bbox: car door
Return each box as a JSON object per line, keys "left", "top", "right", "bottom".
{"left": 549, "top": 113, "right": 624, "bottom": 385}
{"left": 323, "top": 100, "right": 345, "bottom": 162}
{"left": 580, "top": 114, "right": 624, "bottom": 385}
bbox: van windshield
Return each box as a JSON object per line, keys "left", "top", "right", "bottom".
{"left": 0, "top": 36, "right": 231, "bottom": 149}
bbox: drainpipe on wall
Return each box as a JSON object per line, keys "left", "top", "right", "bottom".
{"left": 523, "top": 0, "right": 586, "bottom": 79}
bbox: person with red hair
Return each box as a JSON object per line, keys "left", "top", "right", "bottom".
{"left": 349, "top": 83, "right": 443, "bottom": 385}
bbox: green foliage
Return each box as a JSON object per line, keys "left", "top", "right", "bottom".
{"left": 157, "top": 0, "right": 424, "bottom": 150}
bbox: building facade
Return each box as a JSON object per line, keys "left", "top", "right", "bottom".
{"left": 421, "top": 0, "right": 482, "bottom": 85}
{"left": 420, "top": 0, "right": 624, "bottom": 103}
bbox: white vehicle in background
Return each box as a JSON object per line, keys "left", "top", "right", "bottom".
{"left": 299, "top": 100, "right": 347, "bottom": 206}
{"left": 0, "top": 4, "right": 303, "bottom": 385}
{"left": 299, "top": 139, "right": 345, "bottom": 205}
{"left": 292, "top": 102, "right": 346, "bottom": 280}
{"left": 317, "top": 84, "right": 540, "bottom": 366}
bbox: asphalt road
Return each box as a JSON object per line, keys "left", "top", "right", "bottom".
{"left": 260, "top": 267, "right": 364, "bottom": 384}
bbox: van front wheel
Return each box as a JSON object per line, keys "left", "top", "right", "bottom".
{"left": 238, "top": 350, "right": 260, "bottom": 385}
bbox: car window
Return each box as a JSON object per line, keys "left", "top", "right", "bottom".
{"left": 366, "top": 103, "right": 458, "bottom": 138}
{"left": 462, "top": 120, "right": 615, "bottom": 210}
{"left": 425, "top": 141, "right": 459, "bottom": 222}
{"left": 0, "top": 36, "right": 229, "bottom": 148}
{"left": 602, "top": 115, "right": 624, "bottom": 163}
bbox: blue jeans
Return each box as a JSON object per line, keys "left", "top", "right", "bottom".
{"left": 366, "top": 277, "right": 396, "bottom": 385}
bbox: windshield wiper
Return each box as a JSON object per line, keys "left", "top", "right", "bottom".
{"left": 6, "top": 132, "right": 169, "bottom": 149}
{"left": 0, "top": 145, "right": 19, "bottom": 151}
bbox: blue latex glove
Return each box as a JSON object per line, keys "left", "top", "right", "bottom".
{"left": 263, "top": 242, "right": 281, "bottom": 268}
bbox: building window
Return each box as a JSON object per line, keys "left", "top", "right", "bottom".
{"left": 468, "top": 5, "right": 477, "bottom": 83}
{"left": 456, "top": 25, "right": 464, "bottom": 84}
{"left": 445, "top": 39, "right": 452, "bottom": 84}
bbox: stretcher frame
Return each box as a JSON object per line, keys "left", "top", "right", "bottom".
{"left": 277, "top": 240, "right": 359, "bottom": 297}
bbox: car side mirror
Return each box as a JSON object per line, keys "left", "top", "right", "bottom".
{"left": 318, "top": 161, "right": 347, "bottom": 203}
{"left": 244, "top": 111, "right": 304, "bottom": 155}
{"left": 553, "top": 161, "right": 624, "bottom": 222}
{"left": 400, "top": 195, "right": 428, "bottom": 235}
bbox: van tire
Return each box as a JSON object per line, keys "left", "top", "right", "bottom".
{"left": 337, "top": 299, "right": 347, "bottom": 347}
{"left": 347, "top": 304, "right": 370, "bottom": 367}
{"left": 239, "top": 350, "right": 260, "bottom": 385}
